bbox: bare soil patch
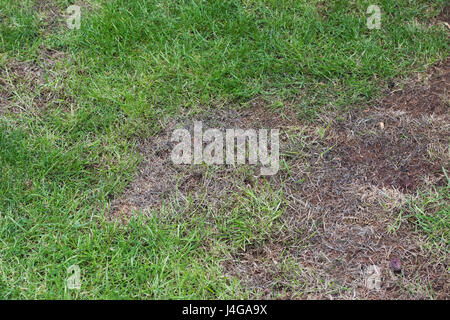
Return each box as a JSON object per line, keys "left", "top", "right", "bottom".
{"left": 34, "top": 0, "right": 64, "bottom": 34}
{"left": 0, "top": 50, "right": 68, "bottom": 115}
{"left": 380, "top": 59, "right": 449, "bottom": 116}
{"left": 330, "top": 109, "right": 447, "bottom": 192}
{"left": 0, "top": 59, "right": 45, "bottom": 114}
{"left": 111, "top": 59, "right": 449, "bottom": 299}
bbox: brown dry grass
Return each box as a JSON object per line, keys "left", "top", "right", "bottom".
{"left": 111, "top": 54, "right": 449, "bottom": 299}
{"left": 0, "top": 49, "right": 70, "bottom": 115}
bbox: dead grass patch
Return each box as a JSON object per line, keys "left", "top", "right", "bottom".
{"left": 0, "top": 49, "right": 70, "bottom": 115}
{"left": 111, "top": 58, "right": 449, "bottom": 299}
{"left": 380, "top": 58, "right": 449, "bottom": 116}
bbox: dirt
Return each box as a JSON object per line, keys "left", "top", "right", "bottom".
{"left": 380, "top": 59, "right": 449, "bottom": 117}
{"left": 330, "top": 109, "right": 447, "bottom": 192}
{"left": 0, "top": 49, "right": 69, "bottom": 115}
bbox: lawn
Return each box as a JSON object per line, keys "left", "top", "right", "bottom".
{"left": 0, "top": 0, "right": 448, "bottom": 299}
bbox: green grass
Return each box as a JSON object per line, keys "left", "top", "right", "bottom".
{"left": 0, "top": 0, "right": 448, "bottom": 298}
{"left": 0, "top": 118, "right": 245, "bottom": 298}
{"left": 58, "top": 0, "right": 448, "bottom": 123}
{"left": 408, "top": 168, "right": 449, "bottom": 248}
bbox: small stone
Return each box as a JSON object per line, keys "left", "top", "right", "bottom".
{"left": 390, "top": 258, "right": 402, "bottom": 273}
